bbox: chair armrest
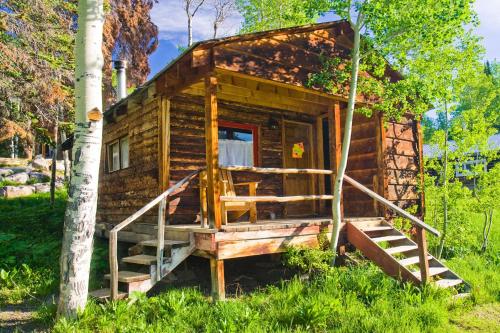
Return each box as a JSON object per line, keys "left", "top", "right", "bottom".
{"left": 233, "top": 181, "right": 260, "bottom": 186}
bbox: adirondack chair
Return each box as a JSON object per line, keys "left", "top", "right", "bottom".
{"left": 199, "top": 169, "right": 259, "bottom": 225}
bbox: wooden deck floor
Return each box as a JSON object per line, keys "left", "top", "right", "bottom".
{"left": 163, "top": 217, "right": 333, "bottom": 234}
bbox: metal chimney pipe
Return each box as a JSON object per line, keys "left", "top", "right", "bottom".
{"left": 114, "top": 60, "right": 128, "bottom": 100}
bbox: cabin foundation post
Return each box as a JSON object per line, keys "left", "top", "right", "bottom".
{"left": 210, "top": 257, "right": 225, "bottom": 300}
{"left": 329, "top": 101, "right": 343, "bottom": 217}
{"left": 205, "top": 74, "right": 222, "bottom": 229}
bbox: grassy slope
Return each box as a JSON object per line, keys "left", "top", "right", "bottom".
{"left": 0, "top": 191, "right": 107, "bottom": 306}
{"left": 0, "top": 192, "right": 498, "bottom": 331}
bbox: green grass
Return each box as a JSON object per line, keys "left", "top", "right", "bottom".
{"left": 0, "top": 189, "right": 498, "bottom": 332}
{"left": 0, "top": 191, "right": 107, "bottom": 306}
{"left": 54, "top": 265, "right": 460, "bottom": 333}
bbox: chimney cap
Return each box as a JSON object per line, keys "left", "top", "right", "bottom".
{"left": 113, "top": 60, "right": 127, "bottom": 70}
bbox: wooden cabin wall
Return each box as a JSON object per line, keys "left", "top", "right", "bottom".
{"left": 384, "top": 116, "right": 422, "bottom": 213}
{"left": 96, "top": 96, "right": 161, "bottom": 229}
{"left": 168, "top": 94, "right": 316, "bottom": 224}
{"left": 342, "top": 112, "right": 379, "bottom": 217}
{"left": 340, "top": 113, "right": 422, "bottom": 218}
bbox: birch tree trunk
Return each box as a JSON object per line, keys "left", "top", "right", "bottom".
{"left": 57, "top": 0, "right": 104, "bottom": 319}
{"left": 437, "top": 103, "right": 449, "bottom": 259}
{"left": 330, "top": 19, "right": 363, "bottom": 265}
{"left": 188, "top": 15, "right": 193, "bottom": 46}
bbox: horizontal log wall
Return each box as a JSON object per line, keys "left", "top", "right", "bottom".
{"left": 168, "top": 94, "right": 316, "bottom": 224}
{"left": 384, "top": 116, "right": 421, "bottom": 212}
{"left": 343, "top": 112, "right": 379, "bottom": 217}
{"left": 97, "top": 93, "right": 161, "bottom": 227}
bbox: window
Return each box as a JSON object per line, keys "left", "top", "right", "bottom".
{"left": 108, "top": 136, "right": 129, "bottom": 172}
{"left": 218, "top": 121, "right": 258, "bottom": 166}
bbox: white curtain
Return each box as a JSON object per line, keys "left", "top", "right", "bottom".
{"left": 219, "top": 139, "right": 253, "bottom": 166}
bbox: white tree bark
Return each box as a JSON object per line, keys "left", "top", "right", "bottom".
{"left": 330, "top": 20, "right": 362, "bottom": 265}
{"left": 57, "top": 0, "right": 104, "bottom": 318}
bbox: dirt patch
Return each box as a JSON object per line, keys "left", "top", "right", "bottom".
{"left": 451, "top": 303, "right": 500, "bottom": 332}
{"left": 0, "top": 304, "right": 49, "bottom": 333}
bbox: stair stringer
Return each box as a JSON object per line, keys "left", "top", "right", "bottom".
{"left": 347, "top": 222, "right": 421, "bottom": 285}
{"left": 157, "top": 233, "right": 196, "bottom": 280}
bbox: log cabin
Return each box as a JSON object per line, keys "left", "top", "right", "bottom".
{"left": 91, "top": 20, "right": 468, "bottom": 301}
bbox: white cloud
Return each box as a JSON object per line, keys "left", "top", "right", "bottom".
{"left": 151, "top": 0, "right": 242, "bottom": 46}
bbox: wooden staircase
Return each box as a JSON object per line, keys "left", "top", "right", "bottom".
{"left": 347, "top": 218, "right": 469, "bottom": 291}
{"left": 90, "top": 235, "right": 195, "bottom": 300}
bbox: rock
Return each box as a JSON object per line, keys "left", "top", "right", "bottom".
{"left": 0, "top": 168, "right": 13, "bottom": 177}
{"left": 5, "top": 172, "right": 29, "bottom": 184}
{"left": 29, "top": 172, "right": 50, "bottom": 183}
{"left": 0, "top": 185, "right": 35, "bottom": 198}
{"left": 34, "top": 183, "right": 50, "bottom": 193}
{"left": 31, "top": 157, "right": 51, "bottom": 171}
{"left": 55, "top": 161, "right": 66, "bottom": 171}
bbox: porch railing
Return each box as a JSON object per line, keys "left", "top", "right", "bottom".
{"left": 108, "top": 168, "right": 204, "bottom": 300}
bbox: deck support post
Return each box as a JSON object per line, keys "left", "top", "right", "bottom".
{"left": 205, "top": 74, "right": 222, "bottom": 230}
{"left": 329, "top": 101, "right": 343, "bottom": 217}
{"left": 416, "top": 226, "right": 430, "bottom": 284}
{"left": 210, "top": 257, "right": 225, "bottom": 300}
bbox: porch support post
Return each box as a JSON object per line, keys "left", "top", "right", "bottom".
{"left": 205, "top": 74, "right": 222, "bottom": 229}
{"left": 329, "top": 101, "right": 343, "bottom": 217}
{"left": 210, "top": 257, "right": 225, "bottom": 300}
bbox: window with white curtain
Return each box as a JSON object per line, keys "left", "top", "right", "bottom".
{"left": 218, "top": 125, "right": 255, "bottom": 166}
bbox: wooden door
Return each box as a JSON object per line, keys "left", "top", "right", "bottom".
{"left": 283, "top": 121, "right": 314, "bottom": 216}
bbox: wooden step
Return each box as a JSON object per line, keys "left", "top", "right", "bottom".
{"left": 104, "top": 271, "right": 150, "bottom": 283}
{"left": 412, "top": 267, "right": 449, "bottom": 278}
{"left": 89, "top": 288, "right": 127, "bottom": 300}
{"left": 385, "top": 245, "right": 418, "bottom": 255}
{"left": 435, "top": 278, "right": 463, "bottom": 288}
{"left": 398, "top": 255, "right": 431, "bottom": 266}
{"left": 122, "top": 254, "right": 156, "bottom": 265}
{"left": 361, "top": 226, "right": 394, "bottom": 232}
{"left": 371, "top": 235, "right": 407, "bottom": 243}
{"left": 139, "top": 239, "right": 190, "bottom": 248}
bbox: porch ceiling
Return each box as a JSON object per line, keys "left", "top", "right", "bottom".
{"left": 181, "top": 69, "right": 341, "bottom": 115}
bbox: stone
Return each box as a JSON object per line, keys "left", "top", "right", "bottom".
{"left": 55, "top": 161, "right": 66, "bottom": 171}
{"left": 34, "top": 183, "right": 50, "bottom": 193}
{"left": 5, "top": 172, "right": 29, "bottom": 184}
{"left": 29, "top": 172, "right": 50, "bottom": 183}
{"left": 31, "top": 157, "right": 51, "bottom": 171}
{"left": 0, "top": 185, "right": 35, "bottom": 198}
{"left": 0, "top": 168, "right": 13, "bottom": 177}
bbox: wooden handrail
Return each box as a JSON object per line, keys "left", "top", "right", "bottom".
{"left": 343, "top": 175, "right": 440, "bottom": 237}
{"left": 222, "top": 165, "right": 334, "bottom": 175}
{"left": 221, "top": 194, "right": 334, "bottom": 202}
{"left": 109, "top": 168, "right": 203, "bottom": 300}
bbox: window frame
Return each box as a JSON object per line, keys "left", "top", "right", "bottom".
{"left": 107, "top": 136, "right": 130, "bottom": 173}
{"left": 218, "top": 120, "right": 259, "bottom": 166}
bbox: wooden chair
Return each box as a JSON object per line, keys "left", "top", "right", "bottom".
{"left": 199, "top": 169, "right": 259, "bottom": 226}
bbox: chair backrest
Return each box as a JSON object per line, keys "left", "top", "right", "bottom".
{"left": 219, "top": 169, "right": 236, "bottom": 196}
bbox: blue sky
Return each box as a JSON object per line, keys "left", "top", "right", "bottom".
{"left": 148, "top": 0, "right": 500, "bottom": 78}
